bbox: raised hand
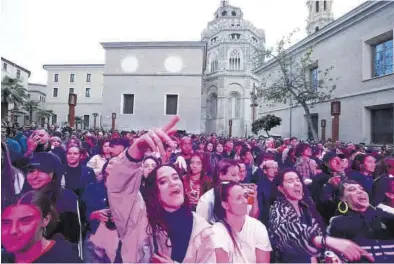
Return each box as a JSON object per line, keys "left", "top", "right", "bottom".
{"left": 128, "top": 116, "right": 180, "bottom": 160}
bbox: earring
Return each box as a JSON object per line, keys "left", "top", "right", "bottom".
{"left": 42, "top": 227, "right": 47, "bottom": 237}
{"left": 338, "top": 201, "right": 348, "bottom": 214}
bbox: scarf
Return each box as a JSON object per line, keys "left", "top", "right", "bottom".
{"left": 162, "top": 204, "right": 193, "bottom": 262}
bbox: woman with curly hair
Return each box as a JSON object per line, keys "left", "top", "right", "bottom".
{"left": 106, "top": 116, "right": 215, "bottom": 263}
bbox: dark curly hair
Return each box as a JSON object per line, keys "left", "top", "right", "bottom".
{"left": 143, "top": 164, "right": 191, "bottom": 245}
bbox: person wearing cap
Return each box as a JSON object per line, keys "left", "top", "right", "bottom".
{"left": 311, "top": 151, "right": 347, "bottom": 224}
{"left": 22, "top": 152, "right": 82, "bottom": 247}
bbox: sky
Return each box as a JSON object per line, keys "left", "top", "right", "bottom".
{"left": 0, "top": 0, "right": 366, "bottom": 83}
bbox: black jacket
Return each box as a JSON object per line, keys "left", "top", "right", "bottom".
{"left": 327, "top": 207, "right": 394, "bottom": 263}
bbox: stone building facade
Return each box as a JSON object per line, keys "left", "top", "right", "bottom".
{"left": 39, "top": 0, "right": 393, "bottom": 143}
{"left": 100, "top": 41, "right": 206, "bottom": 133}
{"left": 1, "top": 57, "right": 31, "bottom": 124}
{"left": 27, "top": 83, "right": 47, "bottom": 125}
{"left": 255, "top": 0, "right": 394, "bottom": 144}
{"left": 42, "top": 64, "right": 104, "bottom": 128}
{"left": 201, "top": 0, "right": 265, "bottom": 137}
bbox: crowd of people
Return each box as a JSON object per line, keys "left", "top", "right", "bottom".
{"left": 1, "top": 117, "right": 394, "bottom": 263}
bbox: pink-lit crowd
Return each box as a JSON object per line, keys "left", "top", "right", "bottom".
{"left": 1, "top": 117, "right": 394, "bottom": 263}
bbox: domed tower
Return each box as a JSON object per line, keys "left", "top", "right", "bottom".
{"left": 306, "top": 0, "right": 334, "bottom": 35}
{"left": 201, "top": 0, "right": 265, "bottom": 137}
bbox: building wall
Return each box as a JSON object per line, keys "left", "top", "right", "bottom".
{"left": 256, "top": 2, "right": 394, "bottom": 143}
{"left": 1, "top": 58, "right": 31, "bottom": 124}
{"left": 27, "top": 83, "right": 47, "bottom": 124}
{"left": 43, "top": 65, "right": 104, "bottom": 127}
{"left": 1, "top": 58, "right": 30, "bottom": 89}
{"left": 101, "top": 43, "right": 205, "bottom": 132}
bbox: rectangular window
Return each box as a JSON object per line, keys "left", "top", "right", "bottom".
{"left": 54, "top": 74, "right": 58, "bottom": 82}
{"left": 70, "top": 73, "right": 75, "bottom": 82}
{"left": 16, "top": 69, "right": 21, "bottom": 79}
{"left": 165, "top": 94, "right": 178, "bottom": 115}
{"left": 86, "top": 73, "right": 91, "bottom": 82}
{"left": 85, "top": 88, "right": 91, "bottom": 97}
{"left": 83, "top": 115, "right": 90, "bottom": 129}
{"left": 52, "top": 114, "right": 57, "bottom": 125}
{"left": 53, "top": 88, "right": 58, "bottom": 97}
{"left": 2, "top": 63, "right": 7, "bottom": 71}
{"left": 122, "top": 94, "right": 134, "bottom": 114}
{"left": 374, "top": 39, "right": 393, "bottom": 77}
{"left": 69, "top": 88, "right": 74, "bottom": 94}
{"left": 310, "top": 67, "right": 319, "bottom": 91}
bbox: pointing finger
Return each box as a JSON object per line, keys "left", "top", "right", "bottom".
{"left": 162, "top": 116, "right": 180, "bottom": 133}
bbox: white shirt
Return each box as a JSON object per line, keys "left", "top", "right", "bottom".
{"left": 196, "top": 189, "right": 252, "bottom": 224}
{"left": 212, "top": 216, "right": 272, "bottom": 263}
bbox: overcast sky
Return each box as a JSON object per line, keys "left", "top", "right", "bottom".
{"left": 0, "top": 0, "right": 366, "bottom": 83}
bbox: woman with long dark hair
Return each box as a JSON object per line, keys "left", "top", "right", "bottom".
{"left": 269, "top": 168, "right": 374, "bottom": 263}
{"left": 106, "top": 116, "right": 215, "bottom": 263}
{"left": 347, "top": 153, "right": 376, "bottom": 195}
{"left": 1, "top": 190, "right": 82, "bottom": 263}
{"left": 183, "top": 153, "right": 212, "bottom": 211}
{"left": 212, "top": 181, "right": 271, "bottom": 263}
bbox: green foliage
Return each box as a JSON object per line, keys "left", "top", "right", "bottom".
{"left": 252, "top": 114, "right": 282, "bottom": 135}
{"left": 256, "top": 29, "right": 338, "bottom": 141}
{"left": 1, "top": 77, "right": 28, "bottom": 106}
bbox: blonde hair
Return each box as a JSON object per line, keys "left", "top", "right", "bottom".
{"left": 262, "top": 160, "right": 278, "bottom": 170}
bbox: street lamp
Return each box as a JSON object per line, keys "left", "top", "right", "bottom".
{"left": 331, "top": 101, "right": 341, "bottom": 142}
{"left": 111, "top": 112, "right": 117, "bottom": 131}
{"left": 68, "top": 93, "right": 77, "bottom": 128}
{"left": 250, "top": 83, "right": 259, "bottom": 123}
{"left": 228, "top": 119, "right": 233, "bottom": 138}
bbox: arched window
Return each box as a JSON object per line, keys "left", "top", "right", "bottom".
{"left": 227, "top": 92, "right": 241, "bottom": 119}
{"left": 209, "top": 53, "right": 219, "bottom": 73}
{"left": 230, "top": 33, "right": 241, "bottom": 40}
{"left": 232, "top": 11, "right": 237, "bottom": 16}
{"left": 315, "top": 26, "right": 319, "bottom": 32}
{"left": 316, "top": 1, "right": 319, "bottom": 12}
{"left": 229, "top": 49, "right": 242, "bottom": 71}
{"left": 208, "top": 93, "right": 218, "bottom": 119}
{"left": 222, "top": 10, "right": 227, "bottom": 16}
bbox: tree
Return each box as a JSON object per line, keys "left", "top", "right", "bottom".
{"left": 23, "top": 100, "right": 40, "bottom": 124}
{"left": 1, "top": 77, "right": 28, "bottom": 119}
{"left": 252, "top": 114, "right": 282, "bottom": 136}
{"left": 92, "top": 113, "right": 99, "bottom": 129}
{"left": 256, "top": 30, "right": 337, "bottom": 141}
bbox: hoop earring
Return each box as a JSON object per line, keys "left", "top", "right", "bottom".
{"left": 338, "top": 201, "right": 348, "bottom": 214}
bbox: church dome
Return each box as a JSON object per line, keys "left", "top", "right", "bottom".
{"left": 201, "top": 0, "right": 265, "bottom": 45}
